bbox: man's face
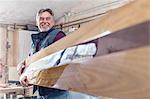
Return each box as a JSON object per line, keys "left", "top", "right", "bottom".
{"left": 37, "top": 11, "right": 55, "bottom": 32}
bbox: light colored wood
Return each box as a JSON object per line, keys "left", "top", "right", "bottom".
{"left": 25, "top": 0, "right": 150, "bottom": 66}
{"left": 0, "top": 27, "right": 7, "bottom": 83}
{"left": 35, "top": 65, "right": 68, "bottom": 86}
{"left": 49, "top": 46, "right": 150, "bottom": 98}
{"left": 0, "top": 86, "right": 25, "bottom": 93}
{"left": 7, "top": 30, "right": 14, "bottom": 66}
{"left": 13, "top": 30, "right": 19, "bottom": 66}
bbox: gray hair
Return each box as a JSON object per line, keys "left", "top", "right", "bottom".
{"left": 36, "top": 8, "right": 54, "bottom": 21}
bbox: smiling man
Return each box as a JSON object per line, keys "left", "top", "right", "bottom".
{"left": 36, "top": 9, "right": 55, "bottom": 32}
{"left": 17, "top": 8, "right": 98, "bottom": 99}
{"left": 30, "top": 9, "right": 66, "bottom": 55}
{"left": 17, "top": 8, "right": 67, "bottom": 99}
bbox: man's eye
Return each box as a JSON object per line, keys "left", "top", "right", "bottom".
{"left": 39, "top": 17, "right": 51, "bottom": 21}
{"left": 40, "top": 17, "right": 44, "bottom": 21}
{"left": 46, "top": 17, "right": 51, "bottom": 20}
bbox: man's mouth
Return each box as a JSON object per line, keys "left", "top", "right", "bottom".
{"left": 41, "top": 23, "right": 50, "bottom": 28}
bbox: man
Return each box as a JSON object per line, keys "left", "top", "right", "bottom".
{"left": 17, "top": 8, "right": 67, "bottom": 99}
{"left": 17, "top": 8, "right": 98, "bottom": 99}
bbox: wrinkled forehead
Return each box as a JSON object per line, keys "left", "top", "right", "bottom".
{"left": 39, "top": 11, "right": 52, "bottom": 18}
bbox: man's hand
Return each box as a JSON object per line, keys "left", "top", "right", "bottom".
{"left": 17, "top": 60, "right": 26, "bottom": 75}
{"left": 17, "top": 60, "right": 30, "bottom": 86}
{"left": 19, "top": 75, "right": 29, "bottom": 86}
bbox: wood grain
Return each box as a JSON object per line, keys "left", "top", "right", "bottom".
{"left": 35, "top": 65, "right": 68, "bottom": 86}
{"left": 29, "top": 20, "right": 150, "bottom": 87}
{"left": 52, "top": 46, "right": 150, "bottom": 98}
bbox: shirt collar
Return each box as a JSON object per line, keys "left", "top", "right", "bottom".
{"left": 31, "top": 27, "right": 55, "bottom": 44}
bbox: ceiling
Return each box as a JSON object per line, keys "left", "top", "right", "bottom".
{"left": 0, "top": 0, "right": 129, "bottom": 26}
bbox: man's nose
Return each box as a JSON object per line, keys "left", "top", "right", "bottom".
{"left": 43, "top": 18, "right": 47, "bottom": 22}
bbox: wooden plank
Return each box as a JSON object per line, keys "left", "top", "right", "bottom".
{"left": 25, "top": 0, "right": 150, "bottom": 66}
{"left": 31, "top": 21, "right": 150, "bottom": 98}
{"left": 35, "top": 65, "right": 68, "bottom": 86}
{"left": 0, "top": 86, "right": 26, "bottom": 93}
{"left": 51, "top": 46, "right": 150, "bottom": 98}
{"left": 30, "top": 21, "right": 150, "bottom": 86}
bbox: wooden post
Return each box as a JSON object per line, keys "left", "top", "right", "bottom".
{"left": 12, "top": 29, "right": 19, "bottom": 66}
{"left": 0, "top": 27, "right": 8, "bottom": 83}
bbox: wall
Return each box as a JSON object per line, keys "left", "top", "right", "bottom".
{"left": 18, "top": 30, "right": 37, "bottom": 62}
{"left": 8, "top": 29, "right": 37, "bottom": 81}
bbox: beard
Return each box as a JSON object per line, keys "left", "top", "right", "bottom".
{"left": 39, "top": 23, "right": 52, "bottom": 32}
{"left": 41, "top": 26, "right": 50, "bottom": 32}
